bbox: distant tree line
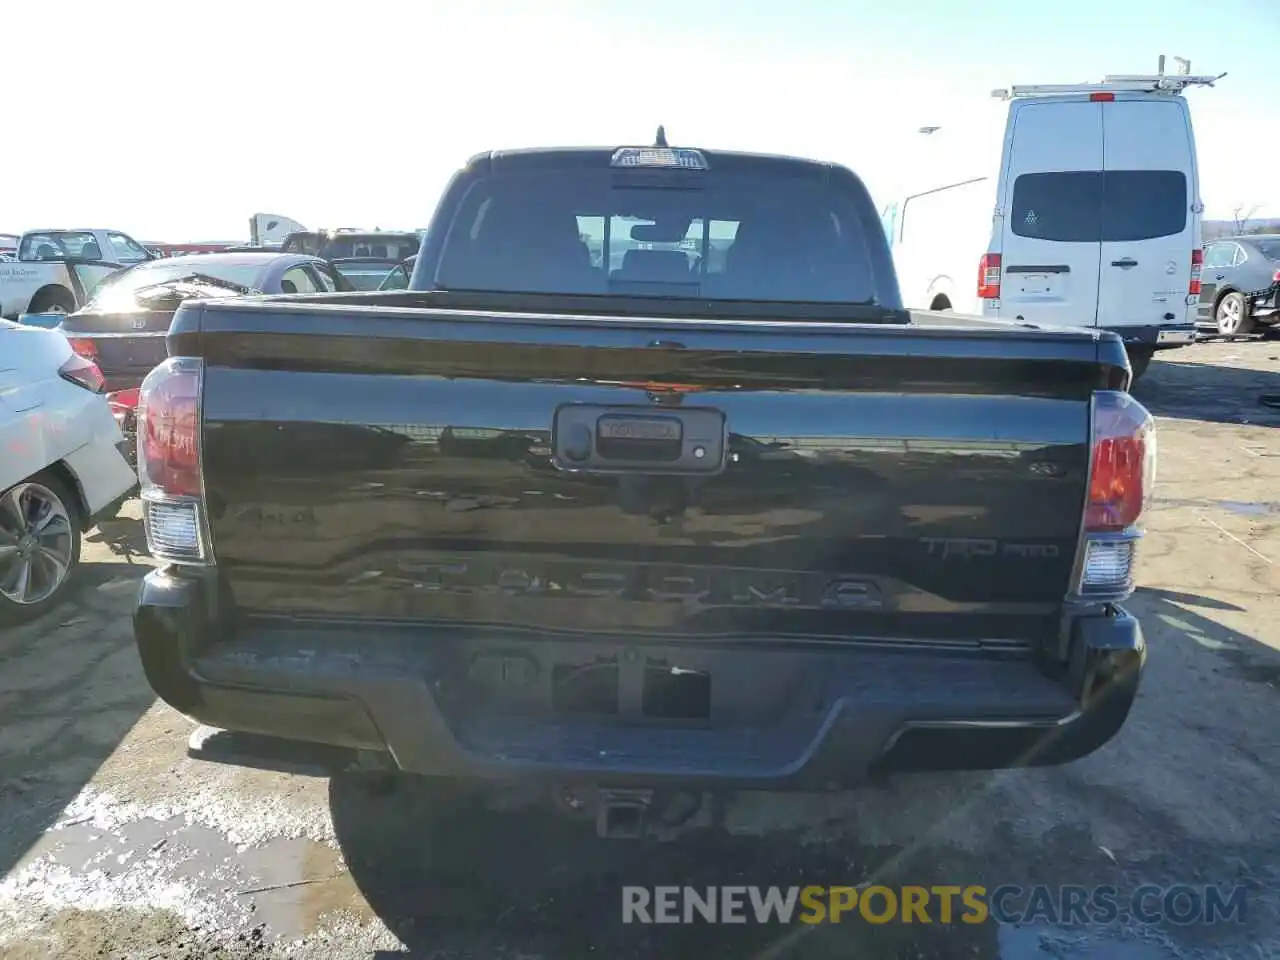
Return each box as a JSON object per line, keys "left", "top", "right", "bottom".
{"left": 1203, "top": 216, "right": 1280, "bottom": 241}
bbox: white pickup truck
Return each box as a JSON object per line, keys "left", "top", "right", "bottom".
{"left": 0, "top": 228, "right": 154, "bottom": 319}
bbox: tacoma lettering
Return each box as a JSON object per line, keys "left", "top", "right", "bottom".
{"left": 389, "top": 558, "right": 879, "bottom": 609}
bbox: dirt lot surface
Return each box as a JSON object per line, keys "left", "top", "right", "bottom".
{"left": 1, "top": 340, "right": 1277, "bottom": 959}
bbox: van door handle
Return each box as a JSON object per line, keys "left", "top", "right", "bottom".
{"left": 1111, "top": 258, "right": 1138, "bottom": 268}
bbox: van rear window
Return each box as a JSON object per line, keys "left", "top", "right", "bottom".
{"left": 1010, "top": 171, "right": 1187, "bottom": 243}
{"left": 433, "top": 169, "right": 878, "bottom": 305}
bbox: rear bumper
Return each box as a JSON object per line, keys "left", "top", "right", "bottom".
{"left": 1250, "top": 283, "right": 1279, "bottom": 318}
{"left": 134, "top": 571, "right": 1145, "bottom": 786}
{"left": 1103, "top": 323, "right": 1197, "bottom": 350}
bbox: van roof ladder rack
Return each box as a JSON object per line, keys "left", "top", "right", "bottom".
{"left": 992, "top": 55, "right": 1225, "bottom": 100}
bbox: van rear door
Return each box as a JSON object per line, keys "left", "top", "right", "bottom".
{"left": 998, "top": 100, "right": 1104, "bottom": 327}
{"left": 1095, "top": 98, "right": 1195, "bottom": 336}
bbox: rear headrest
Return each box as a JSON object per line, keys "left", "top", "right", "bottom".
{"left": 80, "top": 242, "right": 103, "bottom": 261}
{"left": 475, "top": 200, "right": 580, "bottom": 255}
{"left": 615, "top": 249, "right": 690, "bottom": 282}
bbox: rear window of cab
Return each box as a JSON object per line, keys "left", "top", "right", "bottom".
{"left": 432, "top": 167, "right": 882, "bottom": 305}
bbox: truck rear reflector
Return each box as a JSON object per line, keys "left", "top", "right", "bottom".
{"left": 137, "top": 356, "right": 209, "bottom": 563}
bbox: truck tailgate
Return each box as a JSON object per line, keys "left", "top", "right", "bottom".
{"left": 188, "top": 302, "right": 1109, "bottom": 648}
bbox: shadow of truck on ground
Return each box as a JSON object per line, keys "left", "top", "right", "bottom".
{"left": 327, "top": 585, "right": 1279, "bottom": 959}
{"left": 1135, "top": 353, "right": 1280, "bottom": 428}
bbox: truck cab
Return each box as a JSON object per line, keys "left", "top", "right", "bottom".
{"left": 0, "top": 228, "right": 153, "bottom": 319}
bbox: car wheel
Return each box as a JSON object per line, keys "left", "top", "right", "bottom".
{"left": 1125, "top": 346, "right": 1154, "bottom": 382}
{"left": 0, "top": 472, "right": 83, "bottom": 625}
{"left": 28, "top": 287, "right": 76, "bottom": 315}
{"left": 1215, "top": 291, "right": 1254, "bottom": 337}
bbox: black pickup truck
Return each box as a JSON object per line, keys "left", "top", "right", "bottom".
{"left": 133, "top": 141, "right": 1153, "bottom": 832}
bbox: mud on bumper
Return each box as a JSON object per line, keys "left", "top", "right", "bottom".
{"left": 134, "top": 570, "right": 1145, "bottom": 787}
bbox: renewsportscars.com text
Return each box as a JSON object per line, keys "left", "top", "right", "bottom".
{"left": 621, "top": 885, "right": 1248, "bottom": 926}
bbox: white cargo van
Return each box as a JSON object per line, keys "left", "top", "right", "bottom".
{"left": 885, "top": 65, "right": 1220, "bottom": 379}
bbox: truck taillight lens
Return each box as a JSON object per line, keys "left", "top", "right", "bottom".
{"left": 1087, "top": 392, "right": 1156, "bottom": 531}
{"left": 1189, "top": 248, "right": 1202, "bottom": 296}
{"left": 137, "top": 357, "right": 209, "bottom": 563}
{"left": 1074, "top": 391, "right": 1156, "bottom": 600}
{"left": 978, "top": 253, "right": 1001, "bottom": 299}
{"left": 58, "top": 354, "right": 106, "bottom": 393}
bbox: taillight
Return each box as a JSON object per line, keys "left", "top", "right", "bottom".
{"left": 137, "top": 357, "right": 209, "bottom": 563}
{"left": 58, "top": 353, "right": 106, "bottom": 393}
{"left": 106, "top": 388, "right": 139, "bottom": 427}
{"left": 1089, "top": 92, "right": 1116, "bottom": 102}
{"left": 978, "top": 253, "right": 1001, "bottom": 299}
{"left": 66, "top": 337, "right": 99, "bottom": 362}
{"left": 1271, "top": 268, "right": 1280, "bottom": 285}
{"left": 106, "top": 387, "right": 139, "bottom": 413}
{"left": 1189, "top": 248, "right": 1203, "bottom": 296}
{"left": 1074, "top": 391, "right": 1156, "bottom": 600}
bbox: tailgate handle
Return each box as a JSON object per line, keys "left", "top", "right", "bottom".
{"left": 1111, "top": 258, "right": 1139, "bottom": 269}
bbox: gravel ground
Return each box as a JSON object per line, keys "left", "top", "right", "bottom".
{"left": 1, "top": 338, "right": 1277, "bottom": 959}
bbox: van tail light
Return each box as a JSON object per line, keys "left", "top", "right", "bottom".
{"left": 978, "top": 252, "right": 1002, "bottom": 299}
{"left": 1072, "top": 391, "right": 1156, "bottom": 600}
{"left": 1271, "top": 268, "right": 1280, "bottom": 285}
{"left": 1189, "top": 248, "right": 1203, "bottom": 296}
{"left": 58, "top": 354, "right": 106, "bottom": 393}
{"left": 66, "top": 337, "right": 99, "bottom": 362}
{"left": 137, "top": 357, "right": 210, "bottom": 563}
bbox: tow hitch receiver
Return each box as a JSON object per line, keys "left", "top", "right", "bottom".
{"left": 597, "top": 788, "right": 653, "bottom": 839}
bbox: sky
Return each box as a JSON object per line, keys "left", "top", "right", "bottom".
{"left": 7, "top": 0, "right": 1278, "bottom": 241}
